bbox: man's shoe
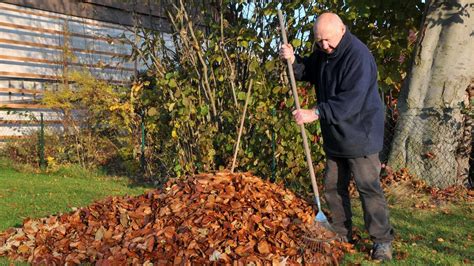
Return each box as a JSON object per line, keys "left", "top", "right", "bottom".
{"left": 371, "top": 242, "right": 393, "bottom": 261}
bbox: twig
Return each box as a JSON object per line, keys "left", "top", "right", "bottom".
{"left": 231, "top": 79, "right": 253, "bottom": 173}
{"left": 179, "top": 0, "right": 217, "bottom": 118}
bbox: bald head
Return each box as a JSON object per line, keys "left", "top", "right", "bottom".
{"left": 313, "top": 13, "right": 346, "bottom": 54}
{"left": 315, "top": 13, "right": 345, "bottom": 30}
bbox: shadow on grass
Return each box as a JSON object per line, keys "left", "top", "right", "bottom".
{"left": 98, "top": 157, "right": 171, "bottom": 190}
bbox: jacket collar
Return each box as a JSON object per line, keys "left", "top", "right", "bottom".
{"left": 322, "top": 26, "right": 352, "bottom": 59}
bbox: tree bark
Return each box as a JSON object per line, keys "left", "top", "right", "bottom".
{"left": 388, "top": 0, "right": 474, "bottom": 188}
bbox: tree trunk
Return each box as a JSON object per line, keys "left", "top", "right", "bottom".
{"left": 387, "top": 0, "right": 474, "bottom": 188}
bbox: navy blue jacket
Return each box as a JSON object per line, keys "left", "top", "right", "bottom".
{"left": 292, "top": 29, "right": 384, "bottom": 158}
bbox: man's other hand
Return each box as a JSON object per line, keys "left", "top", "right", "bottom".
{"left": 292, "top": 109, "right": 319, "bottom": 125}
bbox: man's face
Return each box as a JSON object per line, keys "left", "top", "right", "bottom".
{"left": 313, "top": 25, "right": 344, "bottom": 54}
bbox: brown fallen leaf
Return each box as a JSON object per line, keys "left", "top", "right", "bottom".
{"left": 95, "top": 226, "right": 106, "bottom": 241}
{"left": 257, "top": 240, "right": 271, "bottom": 254}
{"left": 234, "top": 245, "right": 247, "bottom": 256}
{"left": 17, "top": 245, "right": 29, "bottom": 254}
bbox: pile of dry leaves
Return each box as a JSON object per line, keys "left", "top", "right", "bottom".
{"left": 0, "top": 172, "right": 350, "bottom": 265}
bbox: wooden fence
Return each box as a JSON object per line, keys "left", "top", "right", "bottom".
{"left": 0, "top": 2, "right": 142, "bottom": 140}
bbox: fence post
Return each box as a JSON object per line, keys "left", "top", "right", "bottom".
{"left": 39, "top": 113, "right": 46, "bottom": 171}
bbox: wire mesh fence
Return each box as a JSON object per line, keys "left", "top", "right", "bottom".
{"left": 0, "top": 109, "right": 146, "bottom": 173}
{"left": 381, "top": 105, "right": 473, "bottom": 187}
{"left": 1, "top": 103, "right": 473, "bottom": 187}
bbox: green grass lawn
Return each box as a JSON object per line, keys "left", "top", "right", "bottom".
{"left": 0, "top": 161, "right": 148, "bottom": 231}
{"left": 341, "top": 181, "right": 474, "bottom": 266}
{"left": 0, "top": 159, "right": 472, "bottom": 265}
{"left": 342, "top": 201, "right": 473, "bottom": 265}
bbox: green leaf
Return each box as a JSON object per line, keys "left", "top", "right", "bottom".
{"left": 168, "top": 79, "right": 177, "bottom": 88}
{"left": 384, "top": 76, "right": 394, "bottom": 85}
{"left": 158, "top": 79, "right": 168, "bottom": 86}
{"left": 381, "top": 39, "right": 391, "bottom": 49}
{"left": 249, "top": 59, "right": 259, "bottom": 72}
{"left": 265, "top": 60, "right": 275, "bottom": 71}
{"left": 347, "top": 11, "right": 357, "bottom": 21}
{"left": 240, "top": 40, "right": 249, "bottom": 48}
{"left": 221, "top": 110, "right": 232, "bottom": 118}
{"left": 263, "top": 8, "right": 275, "bottom": 16}
{"left": 199, "top": 105, "right": 209, "bottom": 116}
{"left": 291, "top": 39, "right": 302, "bottom": 47}
{"left": 237, "top": 91, "right": 246, "bottom": 100}
{"left": 215, "top": 56, "right": 223, "bottom": 64}
{"left": 182, "top": 97, "right": 190, "bottom": 107}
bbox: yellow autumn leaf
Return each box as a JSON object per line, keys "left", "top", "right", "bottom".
{"left": 132, "top": 83, "right": 143, "bottom": 94}
{"left": 17, "top": 245, "right": 30, "bottom": 254}
{"left": 148, "top": 107, "right": 158, "bottom": 116}
{"left": 109, "top": 103, "right": 122, "bottom": 111}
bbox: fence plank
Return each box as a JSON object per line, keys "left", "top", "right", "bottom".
{"left": 0, "top": 103, "right": 47, "bottom": 109}
{"left": 0, "top": 119, "right": 61, "bottom": 125}
{"left": 0, "top": 135, "right": 30, "bottom": 140}
{"left": 0, "top": 87, "right": 43, "bottom": 95}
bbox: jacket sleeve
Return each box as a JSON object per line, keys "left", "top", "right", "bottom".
{"left": 292, "top": 54, "right": 316, "bottom": 82}
{"left": 318, "top": 52, "right": 376, "bottom": 125}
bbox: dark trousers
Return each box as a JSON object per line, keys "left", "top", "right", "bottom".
{"left": 324, "top": 153, "right": 394, "bottom": 243}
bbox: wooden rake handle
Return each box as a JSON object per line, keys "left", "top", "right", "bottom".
{"left": 277, "top": 10, "right": 321, "bottom": 204}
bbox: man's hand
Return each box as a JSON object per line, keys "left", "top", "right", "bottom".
{"left": 279, "top": 44, "right": 295, "bottom": 64}
{"left": 292, "top": 108, "right": 319, "bottom": 125}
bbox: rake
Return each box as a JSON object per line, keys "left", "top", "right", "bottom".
{"left": 277, "top": 10, "right": 341, "bottom": 254}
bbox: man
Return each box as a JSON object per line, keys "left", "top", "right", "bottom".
{"left": 279, "top": 13, "right": 394, "bottom": 261}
